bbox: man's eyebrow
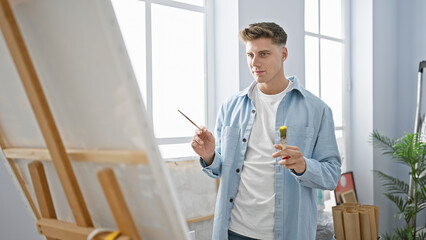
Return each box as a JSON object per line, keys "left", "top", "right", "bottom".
{"left": 246, "top": 49, "right": 271, "bottom": 54}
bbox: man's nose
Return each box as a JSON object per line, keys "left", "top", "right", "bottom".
{"left": 252, "top": 56, "right": 261, "bottom": 67}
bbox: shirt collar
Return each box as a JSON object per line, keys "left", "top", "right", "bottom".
{"left": 238, "top": 76, "right": 306, "bottom": 99}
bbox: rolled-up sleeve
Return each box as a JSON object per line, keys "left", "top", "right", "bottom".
{"left": 200, "top": 151, "right": 222, "bottom": 178}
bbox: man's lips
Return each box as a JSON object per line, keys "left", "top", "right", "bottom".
{"left": 253, "top": 70, "right": 265, "bottom": 75}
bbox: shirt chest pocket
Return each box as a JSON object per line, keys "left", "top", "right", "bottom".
{"left": 287, "top": 125, "right": 315, "bottom": 158}
{"left": 221, "top": 126, "right": 240, "bottom": 166}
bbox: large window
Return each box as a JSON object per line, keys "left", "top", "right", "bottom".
{"left": 111, "top": 0, "right": 213, "bottom": 159}
{"left": 304, "top": 0, "right": 349, "bottom": 172}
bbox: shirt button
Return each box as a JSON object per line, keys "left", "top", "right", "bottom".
{"left": 236, "top": 168, "right": 240, "bottom": 173}
{"left": 230, "top": 198, "right": 234, "bottom": 203}
{"left": 252, "top": 110, "right": 256, "bottom": 113}
{"left": 242, "top": 138, "right": 247, "bottom": 142}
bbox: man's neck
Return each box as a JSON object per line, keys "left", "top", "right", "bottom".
{"left": 258, "top": 77, "right": 289, "bottom": 95}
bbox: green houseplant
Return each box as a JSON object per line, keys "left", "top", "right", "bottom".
{"left": 371, "top": 130, "right": 426, "bottom": 239}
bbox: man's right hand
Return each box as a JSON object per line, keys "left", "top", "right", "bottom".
{"left": 191, "top": 126, "right": 215, "bottom": 166}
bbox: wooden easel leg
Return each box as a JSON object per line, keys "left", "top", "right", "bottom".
{"left": 28, "top": 161, "right": 57, "bottom": 240}
{"left": 97, "top": 168, "right": 142, "bottom": 240}
{"left": 28, "top": 161, "right": 57, "bottom": 219}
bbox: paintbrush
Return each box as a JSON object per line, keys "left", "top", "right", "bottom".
{"left": 280, "top": 125, "right": 287, "bottom": 149}
{"left": 177, "top": 109, "right": 202, "bottom": 131}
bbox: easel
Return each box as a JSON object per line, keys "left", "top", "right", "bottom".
{"left": 0, "top": 0, "right": 222, "bottom": 238}
{"left": 0, "top": 0, "right": 144, "bottom": 239}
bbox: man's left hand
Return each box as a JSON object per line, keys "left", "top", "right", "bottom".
{"left": 272, "top": 144, "right": 306, "bottom": 174}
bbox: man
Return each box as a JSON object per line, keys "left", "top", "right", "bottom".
{"left": 191, "top": 22, "right": 341, "bottom": 240}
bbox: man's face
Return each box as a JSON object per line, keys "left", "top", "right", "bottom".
{"left": 245, "top": 38, "right": 287, "bottom": 84}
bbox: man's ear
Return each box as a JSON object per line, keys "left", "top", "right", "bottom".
{"left": 282, "top": 46, "right": 288, "bottom": 62}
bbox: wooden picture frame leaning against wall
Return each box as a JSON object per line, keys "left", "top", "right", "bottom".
{"left": 334, "top": 171, "right": 358, "bottom": 205}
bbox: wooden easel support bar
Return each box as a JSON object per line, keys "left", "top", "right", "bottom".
{"left": 37, "top": 218, "right": 131, "bottom": 240}
{"left": 98, "top": 168, "right": 142, "bottom": 240}
{"left": 4, "top": 148, "right": 148, "bottom": 164}
{"left": 0, "top": 0, "right": 92, "bottom": 227}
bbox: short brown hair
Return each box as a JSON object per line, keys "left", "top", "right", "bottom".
{"left": 239, "top": 22, "right": 287, "bottom": 45}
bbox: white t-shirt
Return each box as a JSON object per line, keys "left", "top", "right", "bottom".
{"left": 228, "top": 81, "right": 293, "bottom": 239}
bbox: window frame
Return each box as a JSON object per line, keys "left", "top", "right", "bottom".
{"left": 113, "top": 0, "right": 215, "bottom": 159}
{"left": 304, "top": 0, "right": 351, "bottom": 172}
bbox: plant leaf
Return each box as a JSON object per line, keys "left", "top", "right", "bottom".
{"left": 416, "top": 230, "right": 426, "bottom": 240}
{"left": 371, "top": 130, "right": 396, "bottom": 155}
{"left": 384, "top": 193, "right": 406, "bottom": 212}
{"left": 375, "top": 170, "right": 409, "bottom": 195}
{"left": 393, "top": 226, "right": 413, "bottom": 240}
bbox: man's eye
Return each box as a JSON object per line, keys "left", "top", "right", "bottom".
{"left": 247, "top": 54, "right": 254, "bottom": 57}
{"left": 261, "top": 52, "right": 268, "bottom": 56}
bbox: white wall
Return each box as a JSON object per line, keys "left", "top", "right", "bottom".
{"left": 396, "top": 0, "right": 426, "bottom": 134}
{"left": 350, "top": 0, "right": 374, "bottom": 207}
{"left": 372, "top": 0, "right": 407, "bottom": 233}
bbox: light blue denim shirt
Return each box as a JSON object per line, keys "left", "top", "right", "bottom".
{"left": 200, "top": 76, "right": 341, "bottom": 240}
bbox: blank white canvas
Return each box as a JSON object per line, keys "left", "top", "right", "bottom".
{"left": 0, "top": 0, "right": 189, "bottom": 239}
